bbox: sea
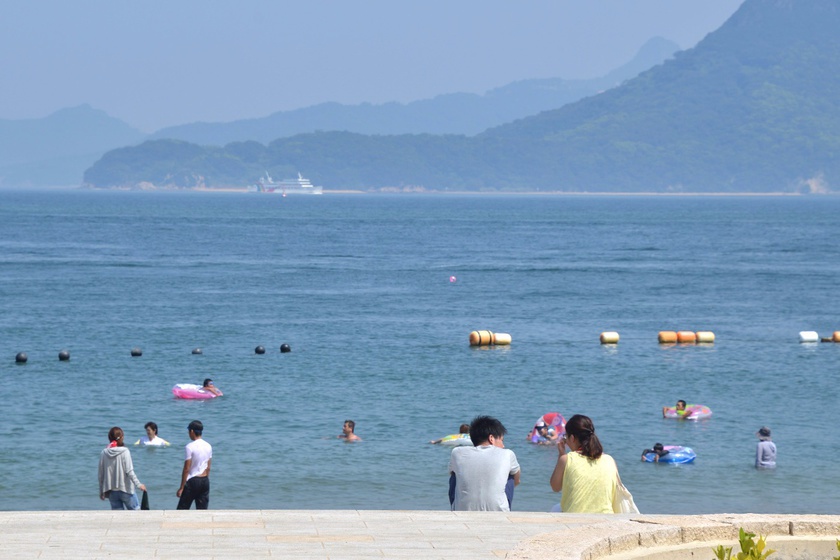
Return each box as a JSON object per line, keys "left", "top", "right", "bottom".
{"left": 1, "top": 190, "right": 838, "bottom": 514}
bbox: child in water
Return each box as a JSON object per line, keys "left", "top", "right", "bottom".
{"left": 641, "top": 442, "right": 669, "bottom": 462}
{"left": 662, "top": 400, "right": 691, "bottom": 418}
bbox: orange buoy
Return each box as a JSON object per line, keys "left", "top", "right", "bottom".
{"left": 676, "top": 331, "right": 697, "bottom": 343}
{"left": 695, "top": 331, "right": 715, "bottom": 344}
{"left": 600, "top": 331, "right": 619, "bottom": 344}
{"left": 469, "top": 330, "right": 511, "bottom": 346}
{"left": 833, "top": 331, "right": 840, "bottom": 342}
{"left": 658, "top": 331, "right": 677, "bottom": 344}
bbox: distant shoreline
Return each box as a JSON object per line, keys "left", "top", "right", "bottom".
{"left": 3, "top": 185, "right": 834, "bottom": 196}
{"left": 197, "top": 188, "right": 821, "bottom": 196}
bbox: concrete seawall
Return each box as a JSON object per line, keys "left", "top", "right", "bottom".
{"left": 1, "top": 510, "right": 838, "bottom": 559}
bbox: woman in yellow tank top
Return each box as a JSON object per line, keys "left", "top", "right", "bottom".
{"left": 549, "top": 414, "right": 618, "bottom": 513}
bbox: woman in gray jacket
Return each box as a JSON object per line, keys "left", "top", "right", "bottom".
{"left": 98, "top": 427, "right": 146, "bottom": 509}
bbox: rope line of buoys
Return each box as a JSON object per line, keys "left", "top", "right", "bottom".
{"left": 800, "top": 330, "right": 840, "bottom": 343}
{"left": 469, "top": 330, "right": 511, "bottom": 346}
{"left": 11, "top": 326, "right": 840, "bottom": 364}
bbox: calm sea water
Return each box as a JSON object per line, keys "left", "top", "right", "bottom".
{"left": 1, "top": 191, "right": 839, "bottom": 514}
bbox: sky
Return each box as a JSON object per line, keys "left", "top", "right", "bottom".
{"left": 0, "top": 0, "right": 744, "bottom": 132}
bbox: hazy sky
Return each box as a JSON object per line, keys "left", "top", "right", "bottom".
{"left": 0, "top": 0, "right": 743, "bottom": 132}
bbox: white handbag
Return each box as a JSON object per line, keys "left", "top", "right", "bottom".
{"left": 612, "top": 473, "right": 640, "bottom": 514}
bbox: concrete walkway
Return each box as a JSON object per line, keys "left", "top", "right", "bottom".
{"left": 1, "top": 510, "right": 839, "bottom": 559}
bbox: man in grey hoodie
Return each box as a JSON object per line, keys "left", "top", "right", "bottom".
{"left": 99, "top": 426, "right": 146, "bottom": 510}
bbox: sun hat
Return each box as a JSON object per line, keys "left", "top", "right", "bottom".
{"left": 757, "top": 426, "right": 772, "bottom": 440}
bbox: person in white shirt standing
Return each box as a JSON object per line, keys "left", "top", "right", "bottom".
{"left": 449, "top": 416, "right": 521, "bottom": 511}
{"left": 176, "top": 420, "right": 213, "bottom": 509}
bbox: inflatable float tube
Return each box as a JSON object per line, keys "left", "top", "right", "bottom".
{"left": 643, "top": 445, "right": 696, "bottom": 464}
{"left": 172, "top": 383, "right": 218, "bottom": 400}
{"left": 528, "top": 412, "right": 566, "bottom": 444}
{"left": 663, "top": 404, "right": 712, "bottom": 420}
{"left": 438, "top": 434, "right": 473, "bottom": 447}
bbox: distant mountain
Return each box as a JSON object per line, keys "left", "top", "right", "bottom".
{"left": 471, "top": 0, "right": 840, "bottom": 192}
{"left": 0, "top": 105, "right": 146, "bottom": 186}
{"left": 151, "top": 37, "right": 679, "bottom": 144}
{"left": 86, "top": 0, "right": 840, "bottom": 193}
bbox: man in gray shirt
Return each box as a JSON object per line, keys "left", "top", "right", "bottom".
{"left": 449, "top": 416, "right": 521, "bottom": 511}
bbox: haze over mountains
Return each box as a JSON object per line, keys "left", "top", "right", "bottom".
{"left": 87, "top": 0, "right": 839, "bottom": 194}
{"left": 151, "top": 37, "right": 679, "bottom": 144}
{"left": 0, "top": 38, "right": 677, "bottom": 188}
{"left": 0, "top": 106, "right": 145, "bottom": 187}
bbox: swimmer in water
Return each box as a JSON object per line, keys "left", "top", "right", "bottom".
{"left": 202, "top": 378, "right": 223, "bottom": 397}
{"left": 339, "top": 419, "right": 361, "bottom": 442}
{"left": 134, "top": 421, "right": 170, "bottom": 447}
{"left": 430, "top": 423, "right": 470, "bottom": 444}
{"left": 663, "top": 399, "right": 691, "bottom": 418}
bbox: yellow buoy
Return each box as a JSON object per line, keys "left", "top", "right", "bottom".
{"left": 600, "top": 331, "right": 619, "bottom": 344}
{"left": 695, "top": 331, "right": 715, "bottom": 343}
{"left": 833, "top": 331, "right": 840, "bottom": 343}
{"left": 658, "top": 331, "right": 677, "bottom": 344}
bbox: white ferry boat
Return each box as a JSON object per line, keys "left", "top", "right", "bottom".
{"left": 249, "top": 172, "right": 323, "bottom": 195}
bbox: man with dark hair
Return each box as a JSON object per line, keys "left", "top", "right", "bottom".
{"left": 202, "top": 378, "right": 223, "bottom": 397}
{"left": 339, "top": 419, "right": 361, "bottom": 442}
{"left": 448, "top": 415, "right": 521, "bottom": 511}
{"left": 176, "top": 420, "right": 212, "bottom": 509}
{"left": 663, "top": 399, "right": 691, "bottom": 418}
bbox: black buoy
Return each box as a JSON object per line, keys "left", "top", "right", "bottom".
{"left": 280, "top": 343, "right": 291, "bottom": 353}
{"left": 58, "top": 349, "right": 70, "bottom": 361}
{"left": 192, "top": 348, "right": 203, "bottom": 355}
{"left": 130, "top": 347, "right": 143, "bottom": 357}
{"left": 15, "top": 352, "right": 28, "bottom": 364}
{"left": 255, "top": 345, "right": 266, "bottom": 355}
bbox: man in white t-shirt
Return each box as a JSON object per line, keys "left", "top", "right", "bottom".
{"left": 176, "top": 420, "right": 213, "bottom": 509}
{"left": 449, "top": 416, "right": 521, "bottom": 511}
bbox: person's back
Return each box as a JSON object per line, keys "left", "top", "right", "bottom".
{"left": 177, "top": 420, "right": 213, "bottom": 510}
{"left": 756, "top": 440, "right": 776, "bottom": 469}
{"left": 98, "top": 426, "right": 145, "bottom": 510}
{"left": 550, "top": 414, "right": 619, "bottom": 514}
{"left": 560, "top": 452, "right": 617, "bottom": 513}
{"left": 755, "top": 426, "right": 776, "bottom": 469}
{"left": 449, "top": 445, "right": 518, "bottom": 511}
{"left": 449, "top": 415, "right": 520, "bottom": 512}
